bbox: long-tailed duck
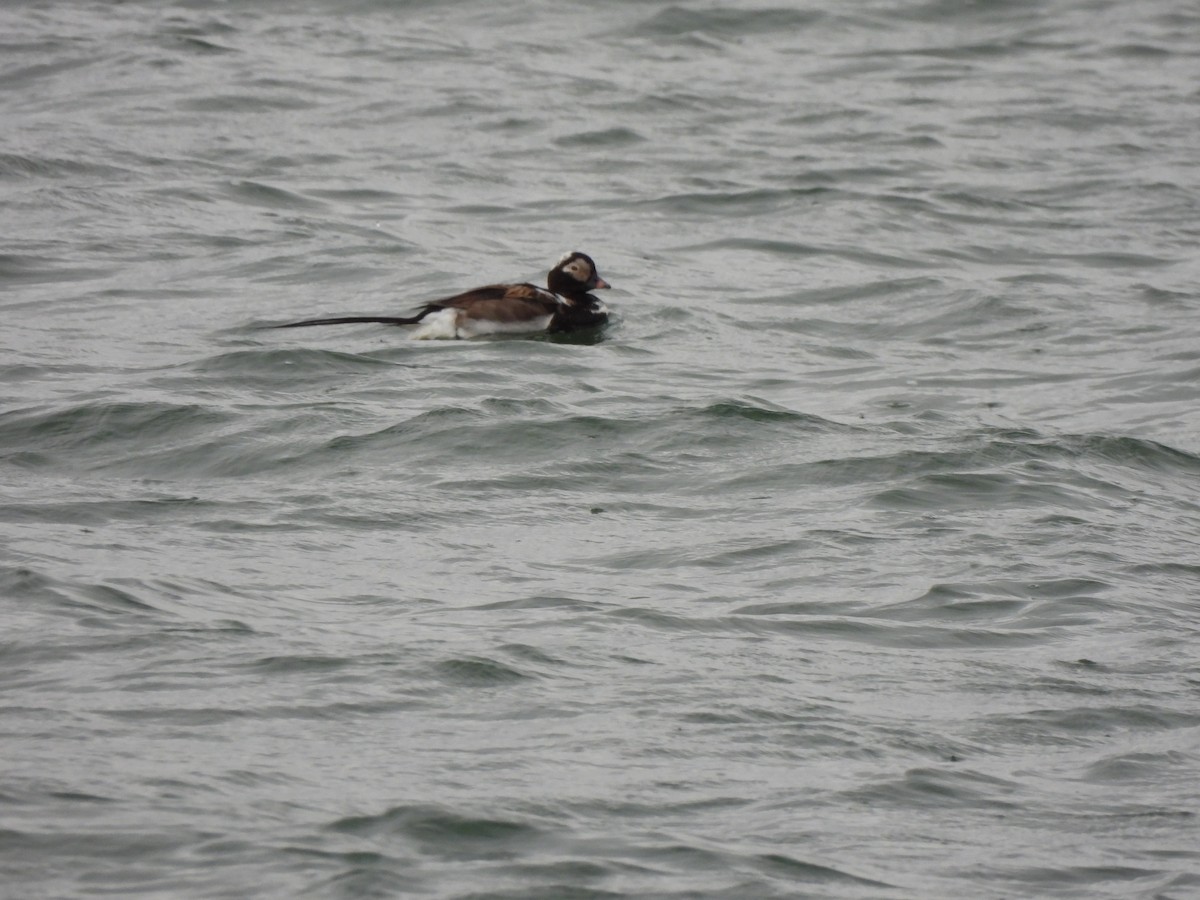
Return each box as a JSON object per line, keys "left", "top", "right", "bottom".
{"left": 276, "top": 251, "right": 611, "bottom": 339}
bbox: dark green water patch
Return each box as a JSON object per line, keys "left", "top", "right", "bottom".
{"left": 839, "top": 765, "right": 1020, "bottom": 811}
{"left": 0, "top": 401, "right": 232, "bottom": 461}
{"left": 434, "top": 656, "right": 531, "bottom": 687}
{"left": 329, "top": 803, "right": 542, "bottom": 851}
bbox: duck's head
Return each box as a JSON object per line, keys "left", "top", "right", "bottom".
{"left": 548, "top": 251, "right": 610, "bottom": 297}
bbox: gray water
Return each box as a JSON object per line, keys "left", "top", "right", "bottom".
{"left": 3, "top": 1, "right": 1200, "bottom": 897}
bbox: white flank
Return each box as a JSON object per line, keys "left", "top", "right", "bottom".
{"left": 457, "top": 315, "right": 553, "bottom": 338}
{"left": 410, "top": 308, "right": 461, "bottom": 340}
{"left": 409, "top": 309, "right": 554, "bottom": 340}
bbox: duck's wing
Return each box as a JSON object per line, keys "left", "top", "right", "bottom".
{"left": 433, "top": 283, "right": 562, "bottom": 322}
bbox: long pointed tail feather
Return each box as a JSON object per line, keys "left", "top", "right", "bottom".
{"left": 272, "top": 314, "right": 424, "bottom": 328}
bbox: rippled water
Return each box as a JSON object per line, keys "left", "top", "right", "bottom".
{"left": 3, "top": 1, "right": 1200, "bottom": 897}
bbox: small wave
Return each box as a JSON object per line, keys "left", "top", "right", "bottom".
{"left": 328, "top": 804, "right": 542, "bottom": 845}
{"left": 433, "top": 655, "right": 532, "bottom": 686}
{"left": 221, "top": 180, "right": 325, "bottom": 210}
{"left": 978, "top": 706, "right": 1200, "bottom": 747}
{"left": 553, "top": 127, "right": 647, "bottom": 148}
{"left": 0, "top": 401, "right": 231, "bottom": 460}
{"left": 186, "top": 347, "right": 410, "bottom": 379}
{"left": 0, "top": 252, "right": 112, "bottom": 286}
{"left": 0, "top": 55, "right": 101, "bottom": 91}
{"left": 164, "top": 35, "right": 238, "bottom": 55}
{"left": 275, "top": 396, "right": 851, "bottom": 480}
{"left": 634, "top": 188, "right": 827, "bottom": 217}
{"left": 0, "top": 153, "right": 130, "bottom": 181}
{"left": 182, "top": 94, "right": 318, "bottom": 113}
{"left": 839, "top": 766, "right": 1020, "bottom": 811}
{"left": 708, "top": 428, "right": 1200, "bottom": 500}
{"left": 670, "top": 236, "right": 823, "bottom": 257}
{"left": 624, "top": 6, "right": 827, "bottom": 41}
{"left": 884, "top": 0, "right": 1046, "bottom": 25}
{"left": 0, "top": 565, "right": 182, "bottom": 632}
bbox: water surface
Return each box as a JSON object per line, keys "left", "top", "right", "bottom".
{"left": 2, "top": 1, "right": 1199, "bottom": 897}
